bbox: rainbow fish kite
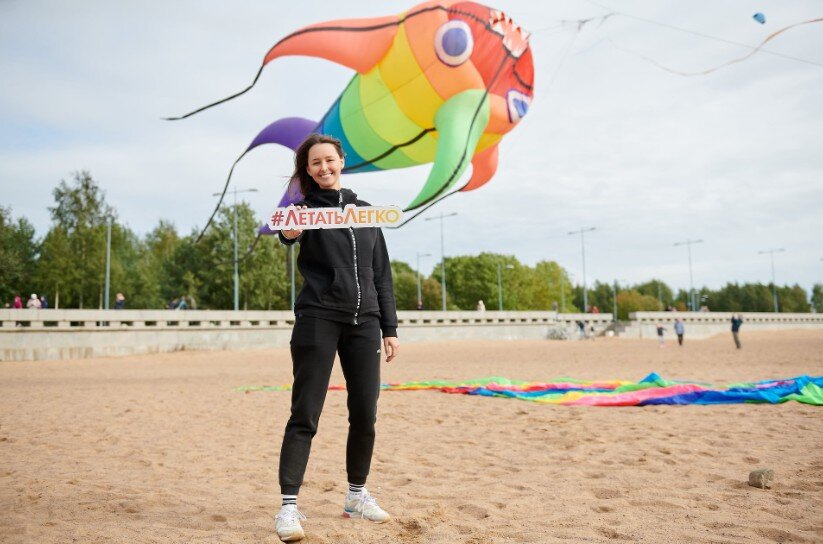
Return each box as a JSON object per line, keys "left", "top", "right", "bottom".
{"left": 168, "top": 1, "right": 534, "bottom": 229}
{"left": 237, "top": 374, "right": 823, "bottom": 406}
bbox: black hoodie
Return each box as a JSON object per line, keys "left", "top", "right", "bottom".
{"left": 279, "top": 187, "right": 398, "bottom": 338}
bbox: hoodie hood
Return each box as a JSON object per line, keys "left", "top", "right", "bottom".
{"left": 303, "top": 187, "right": 359, "bottom": 208}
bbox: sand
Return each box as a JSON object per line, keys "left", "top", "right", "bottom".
{"left": 1, "top": 330, "right": 822, "bottom": 543}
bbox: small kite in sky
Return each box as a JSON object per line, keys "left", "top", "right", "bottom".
{"left": 752, "top": 12, "right": 766, "bottom": 25}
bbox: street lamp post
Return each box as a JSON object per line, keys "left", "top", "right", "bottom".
{"left": 497, "top": 263, "right": 514, "bottom": 311}
{"left": 568, "top": 227, "right": 596, "bottom": 312}
{"left": 104, "top": 216, "right": 112, "bottom": 310}
{"left": 213, "top": 186, "right": 258, "bottom": 311}
{"left": 758, "top": 248, "right": 785, "bottom": 312}
{"left": 416, "top": 252, "right": 431, "bottom": 308}
{"left": 674, "top": 238, "right": 703, "bottom": 311}
{"left": 424, "top": 212, "right": 457, "bottom": 311}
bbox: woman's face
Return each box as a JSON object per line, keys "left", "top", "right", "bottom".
{"left": 306, "top": 143, "right": 344, "bottom": 190}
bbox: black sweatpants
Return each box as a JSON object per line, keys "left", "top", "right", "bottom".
{"left": 279, "top": 315, "right": 382, "bottom": 495}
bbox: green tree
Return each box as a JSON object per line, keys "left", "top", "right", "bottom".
{"left": 110, "top": 227, "right": 158, "bottom": 309}
{"left": 633, "top": 279, "right": 673, "bottom": 310}
{"left": 570, "top": 282, "right": 614, "bottom": 312}
{"left": 437, "top": 253, "right": 517, "bottom": 311}
{"left": 241, "top": 233, "right": 290, "bottom": 310}
{"left": 812, "top": 284, "right": 823, "bottom": 313}
{"left": 33, "top": 226, "right": 71, "bottom": 307}
{"left": 534, "top": 260, "right": 575, "bottom": 312}
{"left": 391, "top": 260, "right": 446, "bottom": 310}
{"left": 191, "top": 203, "right": 290, "bottom": 310}
{"left": 37, "top": 171, "right": 114, "bottom": 308}
{"left": 585, "top": 281, "right": 615, "bottom": 315}
{"left": 615, "top": 290, "right": 662, "bottom": 320}
{"left": 128, "top": 220, "right": 183, "bottom": 309}
{"left": 0, "top": 206, "right": 40, "bottom": 304}
{"left": 776, "top": 284, "right": 809, "bottom": 313}
{"left": 736, "top": 283, "right": 772, "bottom": 312}
{"left": 432, "top": 253, "right": 574, "bottom": 311}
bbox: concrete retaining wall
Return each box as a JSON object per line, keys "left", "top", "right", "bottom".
{"left": 0, "top": 310, "right": 613, "bottom": 361}
{"left": 3, "top": 309, "right": 819, "bottom": 361}
{"left": 623, "top": 312, "right": 823, "bottom": 339}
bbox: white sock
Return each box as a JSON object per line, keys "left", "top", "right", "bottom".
{"left": 348, "top": 483, "right": 365, "bottom": 495}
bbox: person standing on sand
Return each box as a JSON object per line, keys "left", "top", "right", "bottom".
{"left": 674, "top": 318, "right": 685, "bottom": 346}
{"left": 731, "top": 314, "right": 743, "bottom": 349}
{"left": 656, "top": 323, "right": 665, "bottom": 347}
{"left": 275, "top": 134, "right": 399, "bottom": 542}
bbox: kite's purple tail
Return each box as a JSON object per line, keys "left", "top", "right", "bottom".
{"left": 197, "top": 117, "right": 317, "bottom": 242}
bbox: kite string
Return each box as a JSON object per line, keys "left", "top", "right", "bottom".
{"left": 585, "top": 0, "right": 823, "bottom": 70}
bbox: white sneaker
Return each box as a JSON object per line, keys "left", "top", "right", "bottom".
{"left": 343, "top": 488, "right": 391, "bottom": 523}
{"left": 275, "top": 504, "right": 306, "bottom": 542}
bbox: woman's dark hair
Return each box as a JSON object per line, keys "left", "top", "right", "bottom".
{"left": 292, "top": 134, "right": 346, "bottom": 195}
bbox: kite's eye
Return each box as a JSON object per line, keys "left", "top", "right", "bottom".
{"left": 434, "top": 20, "right": 474, "bottom": 66}
{"left": 507, "top": 89, "right": 531, "bottom": 123}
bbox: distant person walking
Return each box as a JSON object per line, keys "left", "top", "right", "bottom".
{"left": 731, "top": 314, "right": 744, "bottom": 349}
{"left": 476, "top": 299, "right": 486, "bottom": 312}
{"left": 656, "top": 323, "right": 665, "bottom": 347}
{"left": 13, "top": 294, "right": 23, "bottom": 309}
{"left": 26, "top": 294, "right": 42, "bottom": 309}
{"left": 674, "top": 318, "right": 685, "bottom": 346}
{"left": 40, "top": 294, "right": 49, "bottom": 309}
{"left": 114, "top": 293, "right": 126, "bottom": 310}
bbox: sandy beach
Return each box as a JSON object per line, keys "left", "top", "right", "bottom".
{"left": 1, "top": 330, "right": 821, "bottom": 543}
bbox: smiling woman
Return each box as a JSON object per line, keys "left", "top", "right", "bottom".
{"left": 273, "top": 134, "right": 400, "bottom": 542}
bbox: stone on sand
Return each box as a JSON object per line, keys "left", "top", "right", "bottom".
{"left": 748, "top": 468, "right": 774, "bottom": 489}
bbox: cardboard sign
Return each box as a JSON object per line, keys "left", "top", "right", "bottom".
{"left": 267, "top": 205, "right": 403, "bottom": 231}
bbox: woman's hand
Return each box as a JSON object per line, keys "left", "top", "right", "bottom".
{"left": 282, "top": 205, "right": 308, "bottom": 240}
{"left": 383, "top": 336, "right": 399, "bottom": 363}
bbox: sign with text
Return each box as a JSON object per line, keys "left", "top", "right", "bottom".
{"left": 267, "top": 205, "right": 403, "bottom": 231}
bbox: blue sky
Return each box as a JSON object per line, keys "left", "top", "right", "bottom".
{"left": 1, "top": 0, "right": 822, "bottom": 293}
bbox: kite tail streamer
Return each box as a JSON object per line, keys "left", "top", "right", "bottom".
{"left": 391, "top": 188, "right": 460, "bottom": 228}
{"left": 195, "top": 117, "right": 315, "bottom": 242}
{"left": 163, "top": 13, "right": 403, "bottom": 121}
{"left": 212, "top": 231, "right": 263, "bottom": 267}
{"left": 164, "top": 65, "right": 266, "bottom": 121}
{"left": 195, "top": 153, "right": 248, "bottom": 243}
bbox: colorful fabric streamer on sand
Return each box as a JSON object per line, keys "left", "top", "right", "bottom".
{"left": 237, "top": 373, "right": 823, "bottom": 406}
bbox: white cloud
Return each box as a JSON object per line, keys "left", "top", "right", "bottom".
{"left": 1, "top": 0, "right": 821, "bottom": 292}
